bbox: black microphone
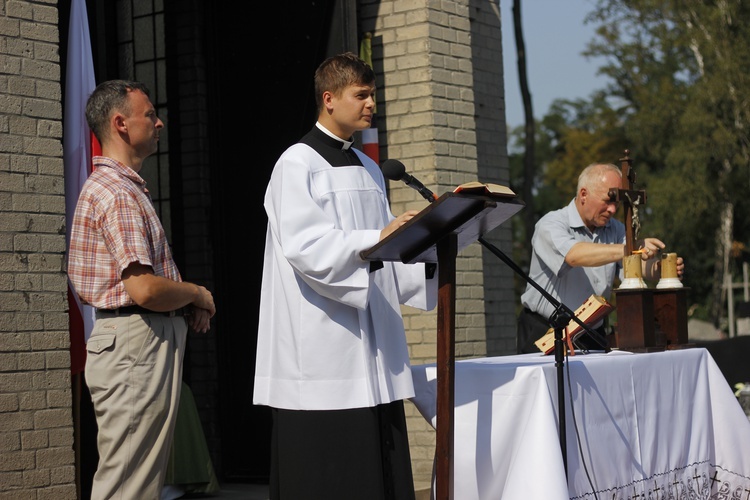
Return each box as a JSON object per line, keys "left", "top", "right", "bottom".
{"left": 381, "top": 159, "right": 437, "bottom": 203}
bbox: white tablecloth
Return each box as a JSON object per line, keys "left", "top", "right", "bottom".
{"left": 410, "top": 348, "right": 750, "bottom": 499}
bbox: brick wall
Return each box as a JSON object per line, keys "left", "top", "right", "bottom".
{"left": 358, "top": 0, "right": 513, "bottom": 491}
{"left": 0, "top": 0, "right": 78, "bottom": 498}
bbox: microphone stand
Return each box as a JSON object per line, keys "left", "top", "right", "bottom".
{"left": 477, "top": 235, "right": 610, "bottom": 476}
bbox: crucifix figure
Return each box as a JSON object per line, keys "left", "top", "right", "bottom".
{"left": 608, "top": 150, "right": 647, "bottom": 255}
{"left": 625, "top": 191, "right": 642, "bottom": 241}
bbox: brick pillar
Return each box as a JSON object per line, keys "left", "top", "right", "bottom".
{"left": 359, "top": 0, "right": 512, "bottom": 491}
{"left": 0, "top": 1, "right": 78, "bottom": 498}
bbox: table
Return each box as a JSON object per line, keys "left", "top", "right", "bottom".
{"left": 410, "top": 348, "right": 750, "bottom": 499}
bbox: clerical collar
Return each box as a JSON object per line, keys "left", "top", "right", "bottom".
{"left": 315, "top": 122, "right": 354, "bottom": 150}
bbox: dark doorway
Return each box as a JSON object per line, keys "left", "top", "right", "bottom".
{"left": 205, "top": 1, "right": 337, "bottom": 481}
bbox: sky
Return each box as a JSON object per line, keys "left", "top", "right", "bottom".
{"left": 501, "top": 0, "right": 608, "bottom": 128}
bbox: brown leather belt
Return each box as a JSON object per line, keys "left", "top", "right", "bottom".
{"left": 96, "top": 305, "right": 187, "bottom": 317}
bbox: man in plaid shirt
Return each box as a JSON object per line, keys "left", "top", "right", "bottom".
{"left": 68, "top": 80, "right": 215, "bottom": 500}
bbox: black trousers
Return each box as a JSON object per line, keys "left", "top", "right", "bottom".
{"left": 269, "top": 400, "right": 416, "bottom": 500}
{"left": 517, "top": 307, "right": 553, "bottom": 354}
{"left": 517, "top": 307, "right": 609, "bottom": 354}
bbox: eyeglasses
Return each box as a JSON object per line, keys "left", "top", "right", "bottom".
{"left": 604, "top": 197, "right": 620, "bottom": 208}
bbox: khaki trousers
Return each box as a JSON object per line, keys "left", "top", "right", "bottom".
{"left": 85, "top": 313, "right": 187, "bottom": 500}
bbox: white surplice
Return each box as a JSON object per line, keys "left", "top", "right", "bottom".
{"left": 254, "top": 137, "right": 437, "bottom": 411}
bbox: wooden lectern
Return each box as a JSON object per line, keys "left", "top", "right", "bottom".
{"left": 362, "top": 192, "right": 524, "bottom": 500}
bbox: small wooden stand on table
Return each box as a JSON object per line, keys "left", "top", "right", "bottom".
{"left": 653, "top": 287, "right": 690, "bottom": 347}
{"left": 614, "top": 288, "right": 657, "bottom": 350}
{"left": 362, "top": 192, "right": 523, "bottom": 500}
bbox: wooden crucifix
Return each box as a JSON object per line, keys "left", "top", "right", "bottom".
{"left": 608, "top": 150, "right": 647, "bottom": 254}
{"left": 611, "top": 150, "right": 655, "bottom": 351}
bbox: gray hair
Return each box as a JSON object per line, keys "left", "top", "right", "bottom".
{"left": 577, "top": 163, "right": 621, "bottom": 192}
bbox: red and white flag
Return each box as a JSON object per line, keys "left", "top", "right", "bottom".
{"left": 64, "top": 0, "right": 98, "bottom": 375}
{"left": 361, "top": 128, "right": 379, "bottom": 165}
{"left": 359, "top": 33, "right": 380, "bottom": 164}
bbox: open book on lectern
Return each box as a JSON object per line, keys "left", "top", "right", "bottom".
{"left": 361, "top": 191, "right": 524, "bottom": 264}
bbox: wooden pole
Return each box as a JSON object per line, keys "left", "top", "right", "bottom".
{"left": 435, "top": 234, "right": 457, "bottom": 500}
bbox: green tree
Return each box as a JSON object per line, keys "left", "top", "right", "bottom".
{"left": 579, "top": 0, "right": 750, "bottom": 329}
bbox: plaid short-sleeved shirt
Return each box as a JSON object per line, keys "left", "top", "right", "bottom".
{"left": 67, "top": 156, "right": 181, "bottom": 309}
